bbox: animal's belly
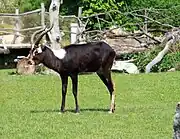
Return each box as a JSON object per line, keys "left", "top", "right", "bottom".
{"left": 79, "top": 62, "right": 101, "bottom": 72}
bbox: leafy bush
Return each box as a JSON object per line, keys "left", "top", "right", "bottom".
{"left": 132, "top": 47, "right": 161, "bottom": 72}
{"left": 159, "top": 52, "right": 180, "bottom": 72}
{"left": 82, "top": 0, "right": 125, "bottom": 30}
{"left": 0, "top": 23, "right": 14, "bottom": 35}
{"left": 129, "top": 44, "right": 180, "bottom": 72}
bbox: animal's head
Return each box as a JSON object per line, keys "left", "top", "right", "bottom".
{"left": 28, "top": 24, "right": 53, "bottom": 65}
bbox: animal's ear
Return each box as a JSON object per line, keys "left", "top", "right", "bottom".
{"left": 38, "top": 44, "right": 46, "bottom": 51}
{"left": 41, "top": 45, "right": 46, "bottom": 51}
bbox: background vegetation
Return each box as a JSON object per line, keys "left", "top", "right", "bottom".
{"left": 119, "top": 43, "right": 180, "bottom": 72}
{"left": 0, "top": 0, "right": 179, "bottom": 35}
{"left": 0, "top": 0, "right": 179, "bottom": 72}
{"left": 0, "top": 0, "right": 179, "bottom": 28}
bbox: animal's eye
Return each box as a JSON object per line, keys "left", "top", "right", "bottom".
{"left": 35, "top": 51, "right": 38, "bottom": 54}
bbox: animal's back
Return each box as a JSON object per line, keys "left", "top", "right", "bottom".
{"left": 62, "top": 41, "right": 115, "bottom": 73}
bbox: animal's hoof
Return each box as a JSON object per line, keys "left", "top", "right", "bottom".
{"left": 108, "top": 108, "right": 115, "bottom": 114}
{"left": 75, "top": 112, "right": 80, "bottom": 115}
{"left": 60, "top": 109, "right": 65, "bottom": 114}
{"left": 58, "top": 112, "right": 63, "bottom": 114}
{"left": 75, "top": 110, "right": 80, "bottom": 114}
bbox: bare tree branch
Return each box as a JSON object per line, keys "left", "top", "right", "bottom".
{"left": 132, "top": 13, "right": 175, "bottom": 28}
{"left": 138, "top": 25, "right": 162, "bottom": 43}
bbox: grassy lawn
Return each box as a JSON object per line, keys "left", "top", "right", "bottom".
{"left": 0, "top": 69, "right": 180, "bottom": 139}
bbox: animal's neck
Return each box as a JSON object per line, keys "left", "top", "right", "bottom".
{"left": 46, "top": 46, "right": 66, "bottom": 59}
{"left": 42, "top": 49, "right": 63, "bottom": 73}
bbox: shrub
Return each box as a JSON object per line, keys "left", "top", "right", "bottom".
{"left": 159, "top": 52, "right": 180, "bottom": 72}
{"left": 132, "top": 47, "right": 161, "bottom": 72}
{"left": 130, "top": 44, "right": 180, "bottom": 72}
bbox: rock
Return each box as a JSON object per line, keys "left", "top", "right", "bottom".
{"left": 173, "top": 102, "right": 180, "bottom": 139}
{"left": 111, "top": 60, "right": 139, "bottom": 74}
{"left": 168, "top": 68, "right": 176, "bottom": 72}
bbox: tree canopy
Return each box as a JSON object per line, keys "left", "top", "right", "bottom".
{"left": 0, "top": 0, "right": 179, "bottom": 30}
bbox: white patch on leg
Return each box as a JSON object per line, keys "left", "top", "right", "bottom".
{"left": 108, "top": 111, "right": 113, "bottom": 114}
{"left": 109, "top": 94, "right": 115, "bottom": 113}
{"left": 111, "top": 94, "right": 115, "bottom": 105}
{"left": 52, "top": 49, "right": 66, "bottom": 59}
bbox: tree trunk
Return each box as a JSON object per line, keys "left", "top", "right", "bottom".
{"left": 11, "top": 9, "right": 20, "bottom": 44}
{"left": 49, "top": 0, "right": 61, "bottom": 49}
{"left": 145, "top": 39, "right": 174, "bottom": 73}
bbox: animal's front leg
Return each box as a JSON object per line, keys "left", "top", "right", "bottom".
{"left": 60, "top": 75, "right": 68, "bottom": 113}
{"left": 70, "top": 74, "right": 79, "bottom": 113}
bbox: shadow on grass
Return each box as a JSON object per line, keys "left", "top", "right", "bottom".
{"left": 30, "top": 108, "right": 109, "bottom": 113}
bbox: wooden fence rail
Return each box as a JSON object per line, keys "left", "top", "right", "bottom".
{"left": 0, "top": 3, "right": 45, "bottom": 46}
{"left": 0, "top": 26, "right": 42, "bottom": 32}
{"left": 0, "top": 9, "right": 41, "bottom": 17}
{"left": 0, "top": 43, "right": 31, "bottom": 49}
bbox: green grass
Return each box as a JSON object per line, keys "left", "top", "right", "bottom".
{"left": 0, "top": 69, "right": 180, "bottom": 139}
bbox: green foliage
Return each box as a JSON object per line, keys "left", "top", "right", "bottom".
{"left": 0, "top": 69, "right": 180, "bottom": 138}
{"left": 0, "top": 24, "right": 14, "bottom": 35}
{"left": 61, "top": 0, "right": 80, "bottom": 15}
{"left": 35, "top": 64, "right": 46, "bottom": 74}
{"left": 0, "top": 0, "right": 20, "bottom": 13}
{"left": 127, "top": 0, "right": 179, "bottom": 10}
{"left": 133, "top": 47, "right": 161, "bottom": 72}
{"left": 19, "top": 0, "right": 78, "bottom": 15}
{"left": 132, "top": 45, "right": 180, "bottom": 72}
{"left": 125, "top": 0, "right": 180, "bottom": 28}
{"left": 19, "top": 0, "right": 50, "bottom": 12}
{"left": 80, "top": 0, "right": 180, "bottom": 30}
{"left": 159, "top": 52, "right": 180, "bottom": 72}
{"left": 81, "top": 0, "right": 125, "bottom": 29}
{"left": 1, "top": 0, "right": 179, "bottom": 31}
{"left": 0, "top": 24, "right": 13, "bottom": 29}
{"left": 0, "top": 0, "right": 50, "bottom": 13}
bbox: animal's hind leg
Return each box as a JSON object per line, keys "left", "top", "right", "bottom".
{"left": 70, "top": 74, "right": 79, "bottom": 113}
{"left": 98, "top": 50, "right": 116, "bottom": 113}
{"left": 97, "top": 70, "right": 115, "bottom": 113}
{"left": 96, "top": 72, "right": 109, "bottom": 87}
{"left": 104, "top": 70, "right": 115, "bottom": 113}
{"left": 103, "top": 53, "right": 116, "bottom": 113}
{"left": 106, "top": 71, "right": 115, "bottom": 113}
